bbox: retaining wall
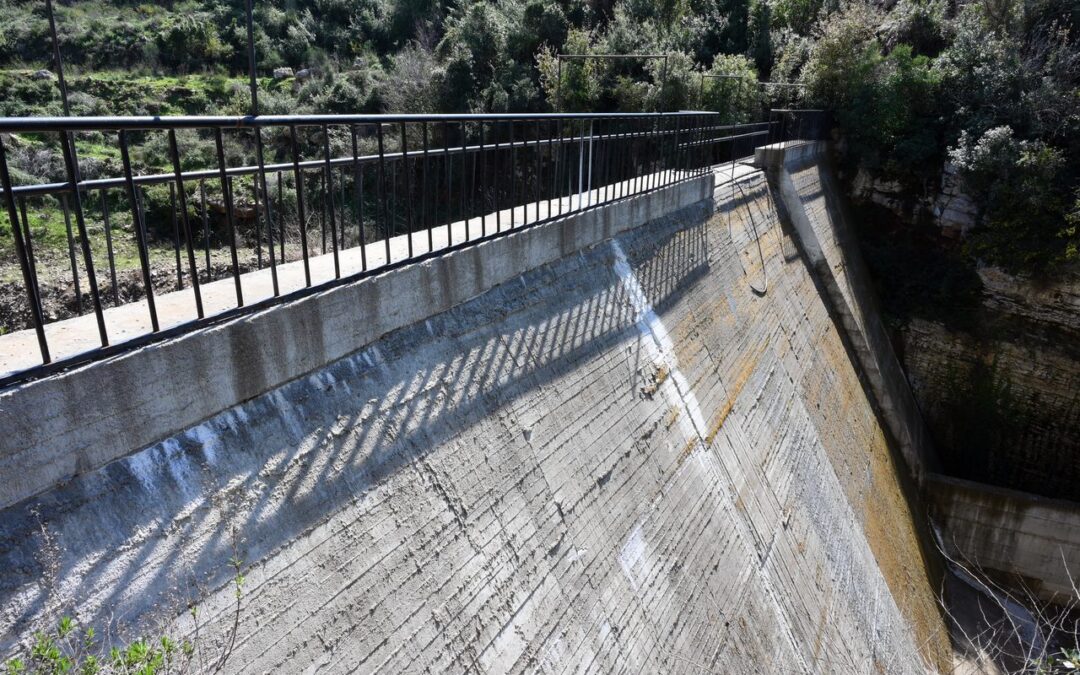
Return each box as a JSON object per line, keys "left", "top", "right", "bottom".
{"left": 929, "top": 473, "right": 1080, "bottom": 604}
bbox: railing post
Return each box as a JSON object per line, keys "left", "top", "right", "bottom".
{"left": 59, "top": 130, "right": 109, "bottom": 345}
{"left": 213, "top": 129, "right": 243, "bottom": 306}
{"left": 0, "top": 136, "right": 50, "bottom": 363}
{"left": 577, "top": 120, "right": 585, "bottom": 211}
{"left": 585, "top": 119, "right": 594, "bottom": 208}
{"left": 118, "top": 130, "right": 159, "bottom": 332}
{"left": 288, "top": 124, "right": 312, "bottom": 286}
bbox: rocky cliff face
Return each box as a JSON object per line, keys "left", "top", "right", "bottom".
{"left": 848, "top": 157, "right": 1080, "bottom": 502}
{"left": 899, "top": 270, "right": 1080, "bottom": 500}
{"left": 852, "top": 162, "right": 978, "bottom": 238}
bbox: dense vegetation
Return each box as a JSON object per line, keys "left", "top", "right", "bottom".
{"left": 0, "top": 0, "right": 1078, "bottom": 278}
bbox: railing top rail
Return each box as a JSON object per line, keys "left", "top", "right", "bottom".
{"left": 0, "top": 111, "right": 722, "bottom": 133}
{"left": 0, "top": 118, "right": 774, "bottom": 199}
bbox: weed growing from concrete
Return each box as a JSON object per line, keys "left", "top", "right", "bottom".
{"left": 3, "top": 532, "right": 248, "bottom": 675}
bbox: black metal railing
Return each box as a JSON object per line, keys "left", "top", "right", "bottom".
{"left": 0, "top": 109, "right": 824, "bottom": 385}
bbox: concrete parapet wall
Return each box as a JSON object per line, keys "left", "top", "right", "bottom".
{"left": 0, "top": 159, "right": 950, "bottom": 671}
{"left": 0, "top": 176, "right": 711, "bottom": 512}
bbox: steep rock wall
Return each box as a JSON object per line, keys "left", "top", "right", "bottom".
{"left": 900, "top": 271, "right": 1080, "bottom": 500}
{"left": 0, "top": 161, "right": 950, "bottom": 672}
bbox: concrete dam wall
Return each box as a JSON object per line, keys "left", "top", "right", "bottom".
{"left": 0, "top": 144, "right": 951, "bottom": 672}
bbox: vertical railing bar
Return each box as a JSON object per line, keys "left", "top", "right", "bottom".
{"left": 245, "top": 0, "right": 280, "bottom": 294}
{"left": 509, "top": 120, "right": 516, "bottom": 226}
{"left": 351, "top": 124, "right": 367, "bottom": 272}
{"left": 600, "top": 119, "right": 607, "bottom": 202}
{"left": 321, "top": 124, "right": 341, "bottom": 279}
{"left": 576, "top": 120, "right": 585, "bottom": 212}
{"left": 44, "top": 0, "right": 71, "bottom": 117}
{"left": 677, "top": 115, "right": 686, "bottom": 178}
{"left": 608, "top": 118, "right": 618, "bottom": 200}
{"left": 609, "top": 118, "right": 619, "bottom": 199}
{"left": 213, "top": 129, "right": 243, "bottom": 306}
{"left": 167, "top": 184, "right": 182, "bottom": 291}
{"left": 339, "top": 167, "right": 347, "bottom": 250}
{"left": 17, "top": 198, "right": 41, "bottom": 305}
{"left": 555, "top": 120, "right": 563, "bottom": 215}
{"left": 567, "top": 121, "right": 574, "bottom": 210}
{"left": 398, "top": 122, "right": 413, "bottom": 258}
{"left": 254, "top": 128, "right": 278, "bottom": 296}
{"left": 671, "top": 116, "right": 682, "bottom": 186}
{"left": 277, "top": 170, "right": 285, "bottom": 263}
{"left": 534, "top": 122, "right": 542, "bottom": 223}
{"left": 459, "top": 122, "right": 468, "bottom": 241}
{"left": 647, "top": 117, "right": 656, "bottom": 188}
{"left": 252, "top": 174, "right": 263, "bottom": 270}
{"left": 118, "top": 131, "right": 159, "bottom": 331}
{"left": 467, "top": 123, "right": 475, "bottom": 238}
{"left": 617, "top": 117, "right": 626, "bottom": 195}
{"left": 547, "top": 120, "right": 556, "bottom": 217}
{"left": 585, "top": 119, "right": 594, "bottom": 208}
{"left": 643, "top": 118, "right": 651, "bottom": 188}
{"left": 639, "top": 117, "right": 648, "bottom": 192}
{"left": 493, "top": 123, "right": 501, "bottom": 233}
{"left": 729, "top": 113, "right": 739, "bottom": 183}
{"left": 610, "top": 118, "right": 620, "bottom": 200}
{"left": 376, "top": 122, "right": 391, "bottom": 266}
{"left": 701, "top": 114, "right": 710, "bottom": 174}
{"left": 663, "top": 115, "right": 673, "bottom": 186}
{"left": 685, "top": 115, "right": 694, "bottom": 179}
{"left": 478, "top": 121, "right": 487, "bottom": 237}
{"left": 686, "top": 115, "right": 696, "bottom": 175}
{"left": 59, "top": 131, "right": 109, "bottom": 345}
{"left": 59, "top": 194, "right": 84, "bottom": 311}
{"left": 443, "top": 121, "right": 452, "bottom": 243}
{"left": 615, "top": 118, "right": 624, "bottom": 199}
{"left": 422, "top": 121, "right": 432, "bottom": 250}
{"left": 168, "top": 129, "right": 204, "bottom": 318}
{"left": 199, "top": 181, "right": 211, "bottom": 276}
{"left": 0, "top": 137, "right": 50, "bottom": 362}
{"left": 100, "top": 189, "right": 118, "bottom": 305}
{"left": 659, "top": 116, "right": 668, "bottom": 187}
{"left": 319, "top": 169, "right": 327, "bottom": 255}
{"left": 288, "top": 124, "right": 312, "bottom": 286}
{"left": 389, "top": 158, "right": 397, "bottom": 251}
{"left": 637, "top": 119, "right": 647, "bottom": 193}
{"left": 691, "top": 115, "right": 701, "bottom": 175}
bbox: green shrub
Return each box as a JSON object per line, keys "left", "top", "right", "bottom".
{"left": 700, "top": 54, "right": 758, "bottom": 120}
{"left": 771, "top": 0, "right": 826, "bottom": 35}
{"left": 155, "top": 14, "right": 233, "bottom": 72}
{"left": 802, "top": 6, "right": 944, "bottom": 178}
{"left": 951, "top": 126, "right": 1076, "bottom": 273}
{"left": 4, "top": 617, "right": 193, "bottom": 675}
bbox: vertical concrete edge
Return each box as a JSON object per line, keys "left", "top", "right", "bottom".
{"left": 760, "top": 142, "right": 939, "bottom": 486}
